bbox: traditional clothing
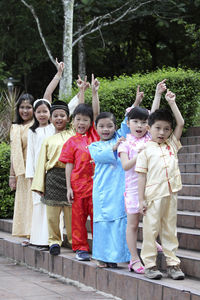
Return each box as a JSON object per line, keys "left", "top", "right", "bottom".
{"left": 135, "top": 133, "right": 182, "bottom": 269}
{"left": 10, "top": 122, "right": 33, "bottom": 237}
{"left": 59, "top": 123, "right": 100, "bottom": 252}
{"left": 26, "top": 124, "right": 55, "bottom": 245}
{"left": 89, "top": 131, "right": 130, "bottom": 263}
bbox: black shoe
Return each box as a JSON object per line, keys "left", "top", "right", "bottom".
{"left": 49, "top": 244, "right": 60, "bottom": 255}
{"left": 76, "top": 250, "right": 90, "bottom": 261}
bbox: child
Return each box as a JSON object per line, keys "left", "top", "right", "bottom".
{"left": 59, "top": 74, "right": 100, "bottom": 261}
{"left": 118, "top": 80, "right": 166, "bottom": 273}
{"left": 31, "top": 77, "right": 89, "bottom": 255}
{"left": 136, "top": 90, "right": 185, "bottom": 280}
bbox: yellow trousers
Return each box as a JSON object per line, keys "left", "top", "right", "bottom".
{"left": 46, "top": 205, "right": 72, "bottom": 247}
{"left": 141, "top": 193, "right": 180, "bottom": 269}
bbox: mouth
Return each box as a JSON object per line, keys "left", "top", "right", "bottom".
{"left": 136, "top": 130, "right": 142, "bottom": 134}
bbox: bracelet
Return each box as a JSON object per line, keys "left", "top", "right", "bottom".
{"left": 54, "top": 75, "right": 61, "bottom": 81}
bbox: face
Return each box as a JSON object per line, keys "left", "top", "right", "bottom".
{"left": 19, "top": 100, "right": 33, "bottom": 124}
{"left": 149, "top": 120, "right": 172, "bottom": 144}
{"left": 96, "top": 118, "right": 116, "bottom": 141}
{"left": 35, "top": 104, "right": 50, "bottom": 127}
{"left": 73, "top": 113, "right": 91, "bottom": 135}
{"left": 50, "top": 109, "right": 69, "bottom": 132}
{"left": 127, "top": 118, "right": 148, "bottom": 138}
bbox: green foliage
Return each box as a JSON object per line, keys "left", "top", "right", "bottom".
{"left": 0, "top": 142, "right": 14, "bottom": 218}
{"left": 82, "top": 68, "right": 200, "bottom": 131}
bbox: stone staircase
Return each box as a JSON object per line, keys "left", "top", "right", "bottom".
{"left": 0, "top": 127, "right": 200, "bottom": 300}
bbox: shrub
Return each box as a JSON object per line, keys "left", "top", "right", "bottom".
{"left": 74, "top": 68, "right": 200, "bottom": 131}
{"left": 0, "top": 142, "right": 14, "bottom": 218}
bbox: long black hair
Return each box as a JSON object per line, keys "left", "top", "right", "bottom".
{"left": 30, "top": 99, "right": 51, "bottom": 132}
{"left": 14, "top": 93, "right": 35, "bottom": 124}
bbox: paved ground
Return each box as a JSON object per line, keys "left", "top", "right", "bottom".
{"left": 0, "top": 256, "right": 118, "bottom": 300}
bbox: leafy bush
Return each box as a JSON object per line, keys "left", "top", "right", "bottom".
{"left": 75, "top": 68, "right": 200, "bottom": 131}
{"left": 0, "top": 142, "right": 14, "bottom": 218}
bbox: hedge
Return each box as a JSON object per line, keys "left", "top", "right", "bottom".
{"left": 0, "top": 142, "right": 14, "bottom": 218}
{"left": 69, "top": 68, "right": 200, "bottom": 131}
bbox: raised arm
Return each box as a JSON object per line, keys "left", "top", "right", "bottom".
{"left": 151, "top": 79, "right": 167, "bottom": 113}
{"left": 76, "top": 75, "right": 90, "bottom": 104}
{"left": 43, "top": 58, "right": 64, "bottom": 103}
{"left": 133, "top": 85, "right": 144, "bottom": 107}
{"left": 165, "top": 90, "right": 184, "bottom": 141}
{"left": 91, "top": 74, "right": 100, "bottom": 121}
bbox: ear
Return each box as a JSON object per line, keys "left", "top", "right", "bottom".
{"left": 126, "top": 119, "right": 130, "bottom": 128}
{"left": 146, "top": 124, "right": 150, "bottom": 131}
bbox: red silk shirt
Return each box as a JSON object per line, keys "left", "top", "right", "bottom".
{"left": 59, "top": 123, "right": 100, "bottom": 197}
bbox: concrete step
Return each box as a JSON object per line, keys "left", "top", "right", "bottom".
{"left": 177, "top": 210, "right": 200, "bottom": 229}
{"left": 178, "top": 153, "right": 200, "bottom": 164}
{"left": 181, "top": 136, "right": 200, "bottom": 145}
{"left": 1, "top": 231, "right": 200, "bottom": 299}
{"left": 179, "top": 144, "right": 200, "bottom": 154}
{"left": 179, "top": 184, "right": 200, "bottom": 197}
{"left": 138, "top": 223, "right": 200, "bottom": 252}
{"left": 178, "top": 196, "right": 200, "bottom": 212}
{"left": 185, "top": 127, "right": 200, "bottom": 136}
{"left": 179, "top": 163, "right": 200, "bottom": 173}
{"left": 181, "top": 173, "right": 200, "bottom": 185}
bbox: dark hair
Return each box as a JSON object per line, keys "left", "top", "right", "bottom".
{"left": 50, "top": 100, "right": 69, "bottom": 116}
{"left": 30, "top": 99, "right": 51, "bottom": 132}
{"left": 148, "top": 109, "right": 174, "bottom": 128}
{"left": 95, "top": 112, "right": 116, "bottom": 126}
{"left": 14, "top": 93, "right": 35, "bottom": 124}
{"left": 127, "top": 106, "right": 149, "bottom": 121}
{"left": 73, "top": 103, "right": 93, "bottom": 123}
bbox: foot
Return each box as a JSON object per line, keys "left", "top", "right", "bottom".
{"left": 21, "top": 240, "right": 30, "bottom": 247}
{"left": 145, "top": 266, "right": 163, "bottom": 279}
{"left": 49, "top": 244, "right": 60, "bottom": 256}
{"left": 167, "top": 265, "right": 185, "bottom": 280}
{"left": 97, "top": 260, "right": 108, "bottom": 268}
{"left": 156, "top": 241, "right": 163, "bottom": 252}
{"left": 107, "top": 262, "right": 118, "bottom": 268}
{"left": 76, "top": 250, "right": 90, "bottom": 261}
{"left": 128, "top": 259, "right": 145, "bottom": 274}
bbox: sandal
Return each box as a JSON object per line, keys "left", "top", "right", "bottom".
{"left": 97, "top": 260, "right": 108, "bottom": 268}
{"left": 128, "top": 259, "right": 145, "bottom": 274}
{"left": 21, "top": 240, "right": 30, "bottom": 247}
{"left": 107, "top": 262, "right": 118, "bottom": 268}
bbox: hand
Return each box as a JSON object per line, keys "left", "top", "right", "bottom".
{"left": 67, "top": 187, "right": 74, "bottom": 204}
{"left": 135, "top": 85, "right": 144, "bottom": 105}
{"left": 139, "top": 200, "right": 147, "bottom": 215}
{"left": 9, "top": 177, "right": 16, "bottom": 191}
{"left": 32, "top": 190, "right": 44, "bottom": 197}
{"left": 56, "top": 58, "right": 64, "bottom": 74}
{"left": 113, "top": 136, "right": 126, "bottom": 151}
{"left": 76, "top": 75, "right": 90, "bottom": 91}
{"left": 165, "top": 89, "right": 176, "bottom": 104}
{"left": 136, "top": 143, "right": 146, "bottom": 153}
{"left": 156, "top": 79, "right": 167, "bottom": 95}
{"left": 91, "top": 73, "right": 100, "bottom": 93}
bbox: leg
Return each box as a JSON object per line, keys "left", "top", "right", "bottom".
{"left": 46, "top": 205, "right": 62, "bottom": 246}
{"left": 63, "top": 206, "right": 72, "bottom": 245}
{"left": 88, "top": 195, "right": 93, "bottom": 237}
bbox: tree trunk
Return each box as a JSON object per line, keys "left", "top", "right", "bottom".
{"left": 59, "top": 0, "right": 74, "bottom": 98}
{"left": 77, "top": 15, "right": 86, "bottom": 79}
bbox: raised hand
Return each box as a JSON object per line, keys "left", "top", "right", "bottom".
{"left": 135, "top": 85, "right": 144, "bottom": 105}
{"left": 56, "top": 58, "right": 64, "bottom": 74}
{"left": 165, "top": 89, "right": 176, "bottom": 104}
{"left": 156, "top": 79, "right": 167, "bottom": 95}
{"left": 76, "top": 75, "right": 90, "bottom": 91}
{"left": 91, "top": 74, "right": 100, "bottom": 93}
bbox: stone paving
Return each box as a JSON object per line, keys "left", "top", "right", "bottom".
{"left": 0, "top": 256, "right": 118, "bottom": 300}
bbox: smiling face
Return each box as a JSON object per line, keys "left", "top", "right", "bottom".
{"left": 96, "top": 117, "right": 116, "bottom": 141}
{"left": 73, "top": 113, "right": 91, "bottom": 135}
{"left": 149, "top": 120, "right": 172, "bottom": 144}
{"left": 35, "top": 103, "right": 50, "bottom": 127}
{"left": 18, "top": 100, "right": 33, "bottom": 124}
{"left": 127, "top": 118, "right": 148, "bottom": 138}
{"left": 51, "top": 109, "right": 69, "bottom": 132}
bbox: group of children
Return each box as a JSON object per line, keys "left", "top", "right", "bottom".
{"left": 9, "top": 62, "right": 185, "bottom": 280}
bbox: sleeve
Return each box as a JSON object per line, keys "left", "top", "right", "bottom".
{"left": 89, "top": 143, "right": 117, "bottom": 164}
{"left": 118, "top": 140, "right": 129, "bottom": 156}
{"left": 31, "top": 140, "right": 48, "bottom": 193}
{"left": 169, "top": 133, "right": 182, "bottom": 153}
{"left": 59, "top": 138, "right": 75, "bottom": 164}
{"left": 25, "top": 129, "right": 35, "bottom": 178}
{"left": 116, "top": 117, "right": 130, "bottom": 138}
{"left": 135, "top": 150, "right": 148, "bottom": 174}
{"left": 68, "top": 95, "right": 79, "bottom": 116}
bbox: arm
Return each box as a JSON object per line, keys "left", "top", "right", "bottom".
{"left": 91, "top": 74, "right": 100, "bottom": 121}
{"left": 25, "top": 130, "right": 35, "bottom": 178}
{"left": 138, "top": 172, "right": 147, "bottom": 215}
{"left": 151, "top": 79, "right": 167, "bottom": 113}
{"left": 133, "top": 85, "right": 144, "bottom": 107}
{"left": 120, "top": 152, "right": 138, "bottom": 171}
{"left": 9, "top": 160, "right": 16, "bottom": 191}
{"left": 43, "top": 58, "right": 64, "bottom": 103}
{"left": 76, "top": 75, "right": 90, "bottom": 104}
{"left": 65, "top": 163, "right": 74, "bottom": 203}
{"left": 165, "top": 90, "right": 184, "bottom": 141}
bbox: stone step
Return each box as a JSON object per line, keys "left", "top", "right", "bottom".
{"left": 177, "top": 210, "right": 200, "bottom": 229}
{"left": 181, "top": 173, "right": 200, "bottom": 185}
{"left": 181, "top": 136, "right": 200, "bottom": 146}
{"left": 179, "top": 163, "right": 200, "bottom": 173}
{"left": 179, "top": 144, "right": 200, "bottom": 154}
{"left": 138, "top": 223, "right": 200, "bottom": 252}
{"left": 178, "top": 196, "right": 200, "bottom": 212}
{"left": 0, "top": 231, "right": 200, "bottom": 299}
{"left": 179, "top": 184, "right": 200, "bottom": 197}
{"left": 178, "top": 153, "right": 200, "bottom": 164}
{"left": 185, "top": 127, "right": 200, "bottom": 136}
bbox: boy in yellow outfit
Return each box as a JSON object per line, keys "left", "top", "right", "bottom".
{"left": 136, "top": 89, "right": 185, "bottom": 280}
